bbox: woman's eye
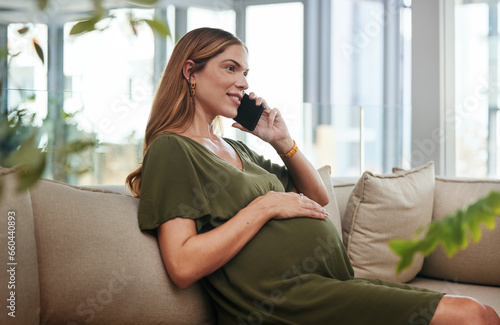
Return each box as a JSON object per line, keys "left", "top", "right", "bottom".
{"left": 226, "top": 66, "right": 235, "bottom": 72}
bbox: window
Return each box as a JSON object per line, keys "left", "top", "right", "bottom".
{"left": 6, "top": 23, "right": 47, "bottom": 125}
{"left": 187, "top": 6, "right": 235, "bottom": 32}
{"left": 325, "top": 0, "right": 410, "bottom": 176}
{"left": 63, "top": 8, "right": 156, "bottom": 184}
{"left": 244, "top": 2, "right": 304, "bottom": 162}
{"left": 454, "top": 1, "right": 495, "bottom": 177}
{"left": 1, "top": 0, "right": 414, "bottom": 185}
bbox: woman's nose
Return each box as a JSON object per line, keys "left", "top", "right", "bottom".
{"left": 236, "top": 74, "right": 249, "bottom": 90}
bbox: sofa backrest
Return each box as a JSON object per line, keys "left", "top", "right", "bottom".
{"left": 0, "top": 165, "right": 217, "bottom": 325}
{"left": 29, "top": 178, "right": 216, "bottom": 325}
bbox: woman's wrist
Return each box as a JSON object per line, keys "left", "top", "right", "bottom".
{"left": 243, "top": 195, "right": 276, "bottom": 223}
{"left": 277, "top": 140, "right": 298, "bottom": 159}
{"left": 272, "top": 138, "right": 295, "bottom": 156}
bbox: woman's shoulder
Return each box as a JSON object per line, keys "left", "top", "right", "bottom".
{"left": 144, "top": 133, "right": 199, "bottom": 162}
{"left": 149, "top": 133, "right": 195, "bottom": 151}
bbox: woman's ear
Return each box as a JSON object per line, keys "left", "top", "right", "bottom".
{"left": 182, "top": 60, "right": 195, "bottom": 81}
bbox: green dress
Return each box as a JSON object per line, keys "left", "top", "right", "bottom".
{"left": 138, "top": 133, "right": 444, "bottom": 325}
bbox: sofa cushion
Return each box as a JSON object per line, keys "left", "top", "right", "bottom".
{"left": 318, "top": 165, "right": 342, "bottom": 233}
{"left": 30, "top": 179, "right": 215, "bottom": 325}
{"left": 331, "top": 178, "right": 357, "bottom": 230}
{"left": 0, "top": 166, "right": 40, "bottom": 325}
{"left": 409, "top": 277, "right": 500, "bottom": 314}
{"left": 342, "top": 162, "right": 435, "bottom": 282}
{"left": 420, "top": 177, "right": 500, "bottom": 286}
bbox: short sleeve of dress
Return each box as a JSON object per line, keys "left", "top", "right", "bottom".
{"left": 224, "top": 138, "right": 295, "bottom": 192}
{"left": 138, "top": 135, "right": 212, "bottom": 232}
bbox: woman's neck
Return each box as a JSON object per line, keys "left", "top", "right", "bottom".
{"left": 178, "top": 104, "right": 220, "bottom": 140}
{"left": 179, "top": 119, "right": 217, "bottom": 141}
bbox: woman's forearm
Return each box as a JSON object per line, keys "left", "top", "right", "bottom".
{"left": 277, "top": 142, "right": 329, "bottom": 206}
{"left": 157, "top": 199, "right": 272, "bottom": 289}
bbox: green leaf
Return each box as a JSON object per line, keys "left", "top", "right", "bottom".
{"left": 3, "top": 129, "right": 46, "bottom": 192}
{"left": 6, "top": 131, "right": 40, "bottom": 165}
{"left": 17, "top": 26, "right": 29, "bottom": 36}
{"left": 131, "top": 23, "right": 139, "bottom": 37}
{"left": 33, "top": 40, "right": 45, "bottom": 64}
{"left": 144, "top": 18, "right": 170, "bottom": 37}
{"left": 389, "top": 190, "right": 500, "bottom": 274}
{"left": 485, "top": 191, "right": 500, "bottom": 220}
{"left": 15, "top": 152, "right": 46, "bottom": 192}
{"left": 389, "top": 239, "right": 422, "bottom": 273}
{"left": 37, "top": 0, "right": 49, "bottom": 10}
{"left": 70, "top": 18, "right": 98, "bottom": 36}
{"left": 57, "top": 139, "right": 98, "bottom": 156}
{"left": 127, "top": 0, "right": 159, "bottom": 6}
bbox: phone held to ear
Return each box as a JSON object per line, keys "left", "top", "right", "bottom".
{"left": 233, "top": 93, "right": 265, "bottom": 131}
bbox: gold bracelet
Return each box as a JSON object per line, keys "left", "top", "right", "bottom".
{"left": 278, "top": 140, "right": 298, "bottom": 158}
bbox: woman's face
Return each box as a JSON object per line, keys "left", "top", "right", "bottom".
{"left": 191, "top": 44, "right": 249, "bottom": 120}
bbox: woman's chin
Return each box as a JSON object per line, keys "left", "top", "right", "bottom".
{"left": 219, "top": 109, "right": 238, "bottom": 120}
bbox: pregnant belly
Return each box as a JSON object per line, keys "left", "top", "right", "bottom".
{"left": 222, "top": 217, "right": 352, "bottom": 283}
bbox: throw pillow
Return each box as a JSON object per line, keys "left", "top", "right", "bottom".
{"left": 342, "top": 162, "right": 435, "bottom": 282}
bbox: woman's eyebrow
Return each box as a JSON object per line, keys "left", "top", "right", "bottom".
{"left": 221, "top": 59, "right": 249, "bottom": 71}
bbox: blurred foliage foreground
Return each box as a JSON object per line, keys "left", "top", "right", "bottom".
{"left": 0, "top": 104, "right": 96, "bottom": 196}
{"left": 390, "top": 191, "right": 500, "bottom": 274}
{"left": 0, "top": 0, "right": 171, "bottom": 198}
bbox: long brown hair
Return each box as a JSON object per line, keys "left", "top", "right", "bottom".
{"left": 126, "top": 28, "right": 246, "bottom": 197}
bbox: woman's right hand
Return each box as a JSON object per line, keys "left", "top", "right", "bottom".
{"left": 246, "top": 191, "right": 330, "bottom": 221}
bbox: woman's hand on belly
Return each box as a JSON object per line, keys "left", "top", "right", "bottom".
{"left": 247, "top": 191, "right": 329, "bottom": 221}
{"left": 156, "top": 192, "right": 328, "bottom": 290}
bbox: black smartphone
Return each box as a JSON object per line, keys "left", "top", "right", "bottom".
{"left": 233, "top": 94, "right": 265, "bottom": 131}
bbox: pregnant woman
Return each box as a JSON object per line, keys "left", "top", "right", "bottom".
{"left": 127, "top": 27, "right": 500, "bottom": 325}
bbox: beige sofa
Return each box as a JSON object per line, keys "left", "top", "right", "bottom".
{"left": 0, "top": 162, "right": 499, "bottom": 325}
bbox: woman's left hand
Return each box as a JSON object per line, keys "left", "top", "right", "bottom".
{"left": 231, "top": 93, "right": 293, "bottom": 153}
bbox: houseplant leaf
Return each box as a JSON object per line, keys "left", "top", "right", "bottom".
{"left": 70, "top": 18, "right": 99, "bottom": 36}
{"left": 389, "top": 190, "right": 500, "bottom": 274}
{"left": 144, "top": 18, "right": 170, "bottom": 37}
{"left": 33, "top": 39, "right": 45, "bottom": 64}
